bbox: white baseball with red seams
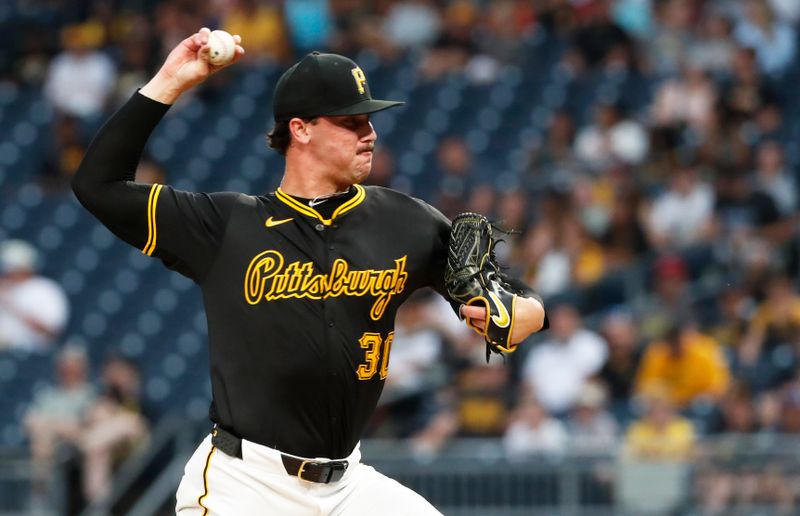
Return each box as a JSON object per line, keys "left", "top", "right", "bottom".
{"left": 207, "top": 30, "right": 236, "bottom": 66}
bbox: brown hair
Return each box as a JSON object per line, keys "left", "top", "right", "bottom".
{"left": 267, "top": 118, "right": 316, "bottom": 155}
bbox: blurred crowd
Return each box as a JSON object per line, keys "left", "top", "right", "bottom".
{"left": 23, "top": 347, "right": 152, "bottom": 513}
{"left": 3, "top": 0, "right": 800, "bottom": 513}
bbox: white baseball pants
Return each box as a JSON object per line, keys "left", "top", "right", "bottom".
{"left": 175, "top": 434, "right": 442, "bottom": 515}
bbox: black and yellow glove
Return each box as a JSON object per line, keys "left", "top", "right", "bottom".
{"left": 444, "top": 212, "right": 519, "bottom": 360}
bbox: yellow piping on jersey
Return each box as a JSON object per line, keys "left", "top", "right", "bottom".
{"left": 274, "top": 184, "right": 366, "bottom": 226}
{"left": 142, "top": 183, "right": 163, "bottom": 256}
{"left": 198, "top": 446, "right": 216, "bottom": 515}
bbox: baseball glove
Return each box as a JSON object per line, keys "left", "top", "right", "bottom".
{"left": 445, "top": 212, "right": 519, "bottom": 360}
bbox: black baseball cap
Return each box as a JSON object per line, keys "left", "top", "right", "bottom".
{"left": 272, "top": 52, "right": 404, "bottom": 122}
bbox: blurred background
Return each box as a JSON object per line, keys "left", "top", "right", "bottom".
{"left": 1, "top": 0, "right": 800, "bottom": 514}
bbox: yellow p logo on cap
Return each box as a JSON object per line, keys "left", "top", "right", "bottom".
{"left": 351, "top": 67, "right": 366, "bottom": 95}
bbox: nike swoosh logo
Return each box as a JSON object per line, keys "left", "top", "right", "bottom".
{"left": 487, "top": 291, "right": 511, "bottom": 328}
{"left": 265, "top": 217, "right": 293, "bottom": 228}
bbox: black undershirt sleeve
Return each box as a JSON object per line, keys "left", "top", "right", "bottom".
{"left": 72, "top": 92, "right": 170, "bottom": 249}
{"left": 73, "top": 92, "right": 238, "bottom": 281}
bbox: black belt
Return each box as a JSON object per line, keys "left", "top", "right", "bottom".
{"left": 210, "top": 427, "right": 348, "bottom": 484}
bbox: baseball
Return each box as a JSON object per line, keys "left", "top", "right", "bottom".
{"left": 207, "top": 30, "right": 236, "bottom": 66}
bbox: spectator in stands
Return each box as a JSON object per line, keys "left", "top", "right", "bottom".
{"left": 382, "top": 0, "right": 441, "bottom": 50}
{"left": 611, "top": 0, "right": 654, "bottom": 39}
{"left": 635, "top": 255, "right": 691, "bottom": 342}
{"left": 575, "top": 166, "right": 647, "bottom": 280}
{"left": 567, "top": 0, "right": 633, "bottom": 73}
{"left": 466, "top": 183, "right": 496, "bottom": 221}
{"left": 690, "top": 13, "right": 736, "bottom": 74}
{"left": 328, "top": 2, "right": 396, "bottom": 59}
{"left": 363, "top": 147, "right": 396, "bottom": 189}
{"left": 598, "top": 308, "right": 642, "bottom": 421}
{"left": 534, "top": 0, "right": 577, "bottom": 36}
{"left": 708, "top": 285, "right": 752, "bottom": 349}
{"left": 152, "top": 1, "right": 209, "bottom": 63}
{"left": 635, "top": 323, "right": 730, "bottom": 409}
{"left": 43, "top": 22, "right": 116, "bottom": 121}
{"left": 39, "top": 115, "right": 87, "bottom": 191}
{"left": 526, "top": 110, "right": 578, "bottom": 183}
{"left": 493, "top": 189, "right": 530, "bottom": 272}
{"left": 222, "top": 0, "right": 290, "bottom": 64}
{"left": 779, "top": 378, "right": 800, "bottom": 433}
{"left": 524, "top": 187, "right": 607, "bottom": 296}
{"left": 566, "top": 381, "right": 618, "bottom": 454}
{"left": 523, "top": 187, "right": 571, "bottom": 294}
{"left": 719, "top": 46, "right": 779, "bottom": 126}
{"left": 111, "top": 34, "right": 155, "bottom": 109}
{"left": 739, "top": 273, "right": 800, "bottom": 371}
{"left": 651, "top": 62, "right": 718, "bottom": 136}
{"left": 432, "top": 136, "right": 475, "bottom": 217}
{"left": 600, "top": 186, "right": 649, "bottom": 269}
{"left": 0, "top": 239, "right": 69, "bottom": 352}
{"left": 574, "top": 102, "right": 649, "bottom": 172}
{"left": 284, "top": 0, "right": 333, "bottom": 55}
{"left": 503, "top": 394, "right": 568, "bottom": 457}
{"left": 694, "top": 104, "right": 752, "bottom": 175}
{"left": 752, "top": 140, "right": 796, "bottom": 217}
{"left": 568, "top": 377, "right": 619, "bottom": 506}
{"left": 753, "top": 103, "right": 785, "bottom": 144}
{"left": 624, "top": 385, "right": 695, "bottom": 460}
{"left": 733, "top": 0, "right": 796, "bottom": 76}
{"left": 411, "top": 339, "right": 513, "bottom": 457}
{"left": 522, "top": 298, "right": 608, "bottom": 415}
{"left": 373, "top": 290, "right": 461, "bottom": 438}
{"left": 24, "top": 346, "right": 95, "bottom": 495}
{"left": 708, "top": 381, "right": 759, "bottom": 434}
{"left": 436, "top": 136, "right": 473, "bottom": 179}
{"left": 646, "top": 0, "right": 696, "bottom": 74}
{"left": 476, "top": 0, "right": 536, "bottom": 65}
{"left": 450, "top": 357, "right": 511, "bottom": 438}
{"left": 769, "top": 0, "right": 800, "bottom": 22}
{"left": 713, "top": 167, "right": 787, "bottom": 254}
{"left": 496, "top": 188, "right": 530, "bottom": 235}
{"left": 571, "top": 172, "right": 613, "bottom": 240}
{"left": 79, "top": 355, "right": 150, "bottom": 505}
{"left": 645, "top": 162, "right": 715, "bottom": 251}
{"left": 418, "top": 0, "right": 479, "bottom": 80}
{"left": 702, "top": 380, "right": 797, "bottom": 514}
{"left": 13, "top": 19, "right": 51, "bottom": 85}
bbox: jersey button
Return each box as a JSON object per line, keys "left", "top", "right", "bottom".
{"left": 328, "top": 321, "right": 334, "bottom": 327}
{"left": 328, "top": 245, "right": 335, "bottom": 251}
{"left": 315, "top": 223, "right": 325, "bottom": 231}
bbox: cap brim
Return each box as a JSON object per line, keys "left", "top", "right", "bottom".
{"left": 322, "top": 99, "right": 404, "bottom": 117}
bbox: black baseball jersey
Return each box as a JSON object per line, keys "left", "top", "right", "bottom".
{"left": 74, "top": 92, "right": 539, "bottom": 459}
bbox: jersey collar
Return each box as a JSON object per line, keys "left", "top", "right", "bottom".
{"left": 275, "top": 184, "right": 366, "bottom": 226}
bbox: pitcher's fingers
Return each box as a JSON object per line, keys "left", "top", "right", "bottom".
{"left": 227, "top": 45, "right": 246, "bottom": 66}
{"left": 461, "top": 304, "right": 487, "bottom": 320}
{"left": 186, "top": 30, "right": 206, "bottom": 51}
{"left": 233, "top": 34, "right": 242, "bottom": 45}
{"left": 467, "top": 317, "right": 486, "bottom": 331}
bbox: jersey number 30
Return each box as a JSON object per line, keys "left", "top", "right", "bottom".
{"left": 356, "top": 332, "right": 393, "bottom": 380}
